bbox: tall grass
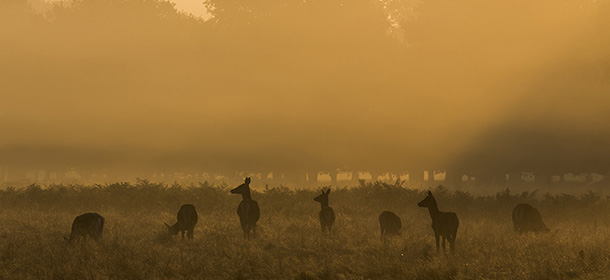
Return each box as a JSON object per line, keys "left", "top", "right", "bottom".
{"left": 0, "top": 180, "right": 609, "bottom": 279}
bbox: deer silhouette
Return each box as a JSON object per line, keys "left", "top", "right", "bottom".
{"left": 165, "top": 204, "right": 198, "bottom": 240}
{"left": 231, "top": 177, "right": 260, "bottom": 239}
{"left": 512, "top": 203, "right": 549, "bottom": 233}
{"left": 68, "top": 213, "right": 104, "bottom": 243}
{"left": 314, "top": 188, "right": 335, "bottom": 234}
{"left": 379, "top": 211, "right": 402, "bottom": 239}
{"left": 418, "top": 190, "right": 459, "bottom": 254}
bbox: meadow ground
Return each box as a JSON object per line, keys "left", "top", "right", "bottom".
{"left": 1, "top": 181, "right": 610, "bottom": 279}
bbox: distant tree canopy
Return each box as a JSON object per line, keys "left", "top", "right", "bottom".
{"left": 1, "top": 0, "right": 609, "bottom": 182}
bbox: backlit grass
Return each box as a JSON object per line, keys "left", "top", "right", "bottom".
{"left": 1, "top": 181, "right": 609, "bottom": 279}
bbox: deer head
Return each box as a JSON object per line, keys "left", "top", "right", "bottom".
{"left": 165, "top": 222, "right": 179, "bottom": 236}
{"left": 314, "top": 189, "right": 330, "bottom": 204}
{"left": 418, "top": 190, "right": 436, "bottom": 208}
{"left": 231, "top": 177, "right": 252, "bottom": 198}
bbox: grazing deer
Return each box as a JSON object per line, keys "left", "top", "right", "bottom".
{"left": 379, "top": 211, "right": 402, "bottom": 239}
{"left": 231, "top": 177, "right": 260, "bottom": 239}
{"left": 512, "top": 203, "right": 549, "bottom": 233}
{"left": 69, "top": 213, "right": 104, "bottom": 242}
{"left": 314, "top": 189, "right": 335, "bottom": 234}
{"left": 165, "top": 204, "right": 198, "bottom": 240}
{"left": 418, "top": 190, "right": 459, "bottom": 254}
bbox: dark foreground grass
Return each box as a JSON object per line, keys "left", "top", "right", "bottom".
{"left": 1, "top": 181, "right": 610, "bottom": 279}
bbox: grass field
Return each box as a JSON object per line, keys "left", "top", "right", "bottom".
{"left": 1, "top": 180, "right": 610, "bottom": 279}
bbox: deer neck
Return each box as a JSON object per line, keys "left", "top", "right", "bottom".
{"left": 320, "top": 200, "right": 329, "bottom": 209}
{"left": 427, "top": 201, "right": 441, "bottom": 220}
{"left": 241, "top": 190, "right": 252, "bottom": 200}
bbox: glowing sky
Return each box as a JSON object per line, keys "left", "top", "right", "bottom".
{"left": 4, "top": 0, "right": 610, "bottom": 183}
{"left": 35, "top": 0, "right": 210, "bottom": 18}
{"left": 166, "top": 0, "right": 208, "bottom": 18}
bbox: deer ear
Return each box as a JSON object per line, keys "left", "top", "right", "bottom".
{"left": 245, "top": 177, "right": 251, "bottom": 184}
{"left": 427, "top": 190, "right": 432, "bottom": 196}
{"left": 326, "top": 189, "right": 331, "bottom": 195}
{"left": 164, "top": 223, "right": 170, "bottom": 228}
{"left": 321, "top": 190, "right": 325, "bottom": 194}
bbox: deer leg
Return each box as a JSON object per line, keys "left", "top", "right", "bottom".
{"left": 246, "top": 226, "right": 252, "bottom": 240}
{"left": 435, "top": 232, "right": 440, "bottom": 253}
{"left": 441, "top": 235, "right": 447, "bottom": 255}
{"left": 449, "top": 234, "right": 455, "bottom": 254}
{"left": 181, "top": 231, "right": 185, "bottom": 239}
{"left": 451, "top": 228, "right": 457, "bottom": 254}
{"left": 188, "top": 229, "right": 194, "bottom": 240}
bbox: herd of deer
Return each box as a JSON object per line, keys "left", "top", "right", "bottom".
{"left": 68, "top": 178, "right": 550, "bottom": 254}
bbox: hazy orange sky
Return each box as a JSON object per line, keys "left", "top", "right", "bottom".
{"left": 34, "top": 0, "right": 210, "bottom": 17}
{"left": 165, "top": 0, "right": 209, "bottom": 18}
{"left": 2, "top": 0, "right": 609, "bottom": 184}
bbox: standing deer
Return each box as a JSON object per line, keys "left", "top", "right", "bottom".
{"left": 379, "top": 211, "right": 402, "bottom": 239}
{"left": 314, "top": 189, "right": 335, "bottom": 234}
{"left": 165, "top": 204, "right": 198, "bottom": 240}
{"left": 418, "top": 190, "right": 459, "bottom": 254}
{"left": 512, "top": 203, "right": 549, "bottom": 233}
{"left": 69, "top": 213, "right": 104, "bottom": 242}
{"left": 231, "top": 177, "right": 260, "bottom": 239}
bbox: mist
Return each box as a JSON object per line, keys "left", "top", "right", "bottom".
{"left": 1, "top": 0, "right": 609, "bottom": 186}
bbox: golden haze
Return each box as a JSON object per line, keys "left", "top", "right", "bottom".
{"left": 1, "top": 0, "right": 609, "bottom": 185}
